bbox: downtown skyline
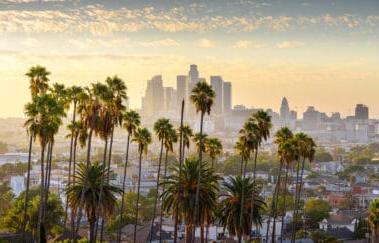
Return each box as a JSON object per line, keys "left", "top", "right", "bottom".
{"left": 0, "top": 0, "right": 378, "bottom": 118}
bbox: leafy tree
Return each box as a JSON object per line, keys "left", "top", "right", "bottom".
{"left": 304, "top": 199, "right": 331, "bottom": 229}
{"left": 314, "top": 148, "right": 333, "bottom": 162}
{"left": 2, "top": 188, "right": 64, "bottom": 239}
{"left": 369, "top": 199, "right": 379, "bottom": 242}
{"left": 0, "top": 182, "right": 14, "bottom": 218}
{"left": 310, "top": 230, "right": 339, "bottom": 243}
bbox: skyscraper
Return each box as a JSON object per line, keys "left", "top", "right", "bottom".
{"left": 280, "top": 97, "right": 290, "bottom": 120}
{"left": 223, "top": 81, "right": 232, "bottom": 113}
{"left": 188, "top": 64, "right": 199, "bottom": 84}
{"left": 141, "top": 75, "right": 164, "bottom": 116}
{"left": 176, "top": 75, "right": 187, "bottom": 108}
{"left": 164, "top": 87, "right": 177, "bottom": 111}
{"left": 355, "top": 104, "right": 369, "bottom": 120}
{"left": 210, "top": 76, "right": 223, "bottom": 113}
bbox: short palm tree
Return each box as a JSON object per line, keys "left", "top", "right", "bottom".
{"left": 66, "top": 162, "right": 122, "bottom": 243}
{"left": 132, "top": 127, "right": 152, "bottom": 243}
{"left": 219, "top": 176, "right": 266, "bottom": 240}
{"left": 369, "top": 199, "right": 379, "bottom": 243}
{"left": 161, "top": 158, "right": 220, "bottom": 243}
{"left": 205, "top": 137, "right": 223, "bottom": 168}
{"left": 117, "top": 110, "right": 140, "bottom": 242}
{"left": 190, "top": 81, "right": 215, "bottom": 238}
{"left": 181, "top": 124, "right": 193, "bottom": 159}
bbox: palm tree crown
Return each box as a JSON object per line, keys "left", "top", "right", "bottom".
{"left": 190, "top": 81, "right": 215, "bottom": 115}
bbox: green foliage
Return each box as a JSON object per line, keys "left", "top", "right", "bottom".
{"left": 304, "top": 199, "right": 331, "bottom": 229}
{"left": 0, "top": 141, "right": 8, "bottom": 154}
{"left": 310, "top": 230, "right": 339, "bottom": 243}
{"left": 1, "top": 188, "right": 64, "bottom": 239}
{"left": 0, "top": 162, "right": 28, "bottom": 179}
{"left": 0, "top": 182, "right": 14, "bottom": 218}
{"left": 337, "top": 165, "right": 364, "bottom": 180}
{"left": 314, "top": 148, "right": 333, "bottom": 162}
{"left": 106, "top": 190, "right": 155, "bottom": 233}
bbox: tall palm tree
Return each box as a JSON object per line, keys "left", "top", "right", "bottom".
{"left": 161, "top": 158, "right": 220, "bottom": 243}
{"left": 190, "top": 81, "right": 215, "bottom": 240}
{"left": 181, "top": 124, "right": 193, "bottom": 159}
{"left": 219, "top": 176, "right": 266, "bottom": 241}
{"left": 248, "top": 110, "right": 271, "bottom": 241}
{"left": 66, "top": 162, "right": 122, "bottom": 243}
{"left": 159, "top": 126, "right": 178, "bottom": 241}
{"left": 291, "top": 133, "right": 315, "bottom": 243}
{"left": 150, "top": 118, "right": 171, "bottom": 241}
{"left": 63, "top": 86, "right": 84, "bottom": 230}
{"left": 369, "top": 199, "right": 379, "bottom": 243}
{"left": 269, "top": 127, "right": 293, "bottom": 243}
{"left": 205, "top": 137, "right": 223, "bottom": 168}
{"left": 132, "top": 127, "right": 152, "bottom": 243}
{"left": 26, "top": 65, "right": 50, "bottom": 97}
{"left": 117, "top": 110, "right": 140, "bottom": 242}
{"left": 278, "top": 139, "right": 297, "bottom": 242}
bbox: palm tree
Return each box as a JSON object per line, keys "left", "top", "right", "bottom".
{"left": 205, "top": 137, "right": 223, "bottom": 168}
{"left": 291, "top": 133, "right": 315, "bottom": 242}
{"left": 193, "top": 132, "right": 208, "bottom": 154}
{"left": 278, "top": 139, "right": 297, "bottom": 242}
{"left": 269, "top": 127, "right": 293, "bottom": 243}
{"left": 117, "top": 110, "right": 140, "bottom": 243}
{"left": 150, "top": 118, "right": 171, "bottom": 241}
{"left": 63, "top": 85, "right": 84, "bottom": 230}
{"left": 26, "top": 65, "right": 50, "bottom": 97}
{"left": 248, "top": 110, "right": 272, "bottom": 241}
{"left": 66, "top": 162, "right": 122, "bottom": 243}
{"left": 159, "top": 126, "right": 178, "bottom": 241}
{"left": 190, "top": 81, "right": 215, "bottom": 239}
{"left": 368, "top": 199, "right": 379, "bottom": 243}
{"left": 181, "top": 124, "right": 193, "bottom": 159}
{"left": 219, "top": 176, "right": 266, "bottom": 241}
{"left": 161, "top": 158, "right": 220, "bottom": 243}
{"left": 132, "top": 127, "right": 152, "bottom": 243}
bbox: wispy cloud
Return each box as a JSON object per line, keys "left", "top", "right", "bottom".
{"left": 233, "top": 40, "right": 265, "bottom": 49}
{"left": 276, "top": 41, "right": 304, "bottom": 49}
{"left": 138, "top": 38, "right": 180, "bottom": 47}
{"left": 196, "top": 38, "right": 216, "bottom": 48}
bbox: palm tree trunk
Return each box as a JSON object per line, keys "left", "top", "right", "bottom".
{"left": 238, "top": 156, "right": 247, "bottom": 243}
{"left": 71, "top": 135, "right": 78, "bottom": 240}
{"left": 159, "top": 148, "right": 169, "bottom": 242}
{"left": 37, "top": 142, "right": 46, "bottom": 243}
{"left": 64, "top": 103, "right": 77, "bottom": 230}
{"left": 291, "top": 158, "right": 302, "bottom": 243}
{"left": 295, "top": 158, "right": 307, "bottom": 240}
{"left": 149, "top": 139, "right": 164, "bottom": 242}
{"left": 200, "top": 225, "right": 205, "bottom": 243}
{"left": 44, "top": 141, "right": 54, "bottom": 220}
{"left": 94, "top": 136, "right": 109, "bottom": 241}
{"left": 133, "top": 150, "right": 143, "bottom": 243}
{"left": 100, "top": 126, "right": 114, "bottom": 241}
{"left": 280, "top": 163, "right": 290, "bottom": 243}
{"left": 89, "top": 219, "right": 96, "bottom": 243}
{"left": 74, "top": 128, "right": 93, "bottom": 243}
{"left": 249, "top": 148, "right": 259, "bottom": 242}
{"left": 23, "top": 135, "right": 33, "bottom": 237}
{"left": 174, "top": 99, "right": 185, "bottom": 243}
{"left": 186, "top": 224, "right": 193, "bottom": 243}
{"left": 192, "top": 111, "right": 204, "bottom": 242}
{"left": 117, "top": 133, "right": 131, "bottom": 243}
{"left": 271, "top": 160, "right": 284, "bottom": 243}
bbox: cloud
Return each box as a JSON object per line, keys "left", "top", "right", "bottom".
{"left": 68, "top": 37, "right": 131, "bottom": 49}
{"left": 233, "top": 40, "right": 265, "bottom": 49}
{"left": 196, "top": 38, "right": 216, "bottom": 48}
{"left": 138, "top": 38, "right": 180, "bottom": 47}
{"left": 276, "top": 41, "right": 304, "bottom": 49}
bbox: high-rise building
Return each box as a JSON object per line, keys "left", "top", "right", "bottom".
{"left": 355, "top": 104, "right": 369, "bottom": 120}
{"left": 141, "top": 75, "right": 164, "bottom": 116}
{"left": 176, "top": 75, "right": 187, "bottom": 108}
{"left": 210, "top": 76, "right": 223, "bottom": 114}
{"left": 223, "top": 81, "right": 232, "bottom": 113}
{"left": 280, "top": 97, "right": 290, "bottom": 120}
{"left": 164, "top": 87, "right": 177, "bottom": 111}
{"left": 188, "top": 64, "right": 199, "bottom": 84}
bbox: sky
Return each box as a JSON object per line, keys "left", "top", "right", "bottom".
{"left": 0, "top": 0, "right": 378, "bottom": 118}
